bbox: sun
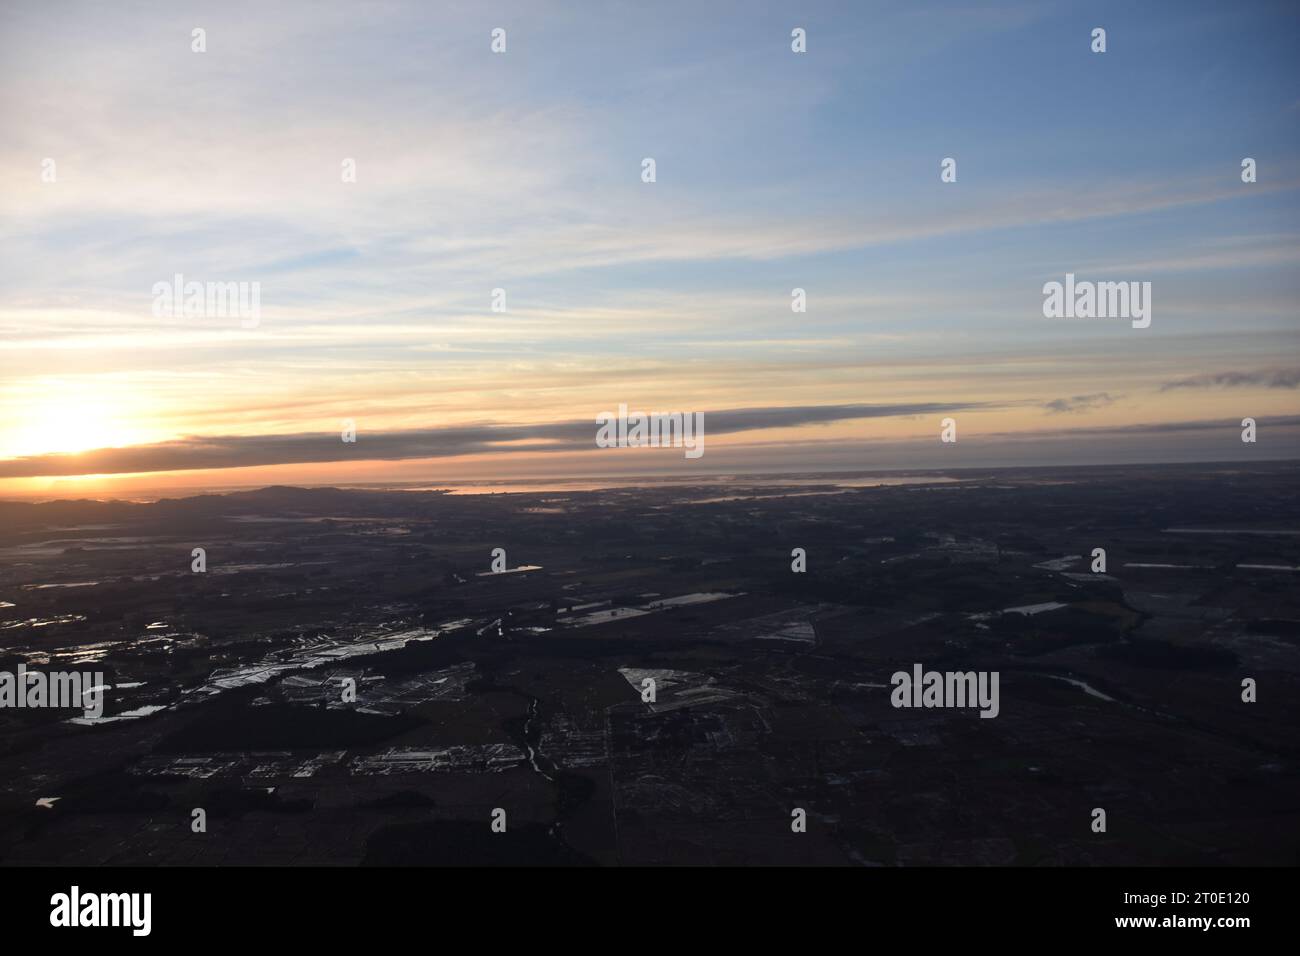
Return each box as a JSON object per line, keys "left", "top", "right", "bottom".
{"left": 3, "top": 395, "right": 145, "bottom": 458}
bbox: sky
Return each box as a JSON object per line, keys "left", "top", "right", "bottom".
{"left": 1, "top": 0, "right": 1298, "bottom": 499}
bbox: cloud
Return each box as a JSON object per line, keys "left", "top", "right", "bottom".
{"left": 986, "top": 415, "right": 1300, "bottom": 439}
{"left": 1042, "top": 392, "right": 1118, "bottom": 414}
{"left": 0, "top": 401, "right": 995, "bottom": 478}
{"left": 1160, "top": 369, "right": 1300, "bottom": 391}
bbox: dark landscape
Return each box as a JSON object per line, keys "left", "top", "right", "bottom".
{"left": 2, "top": 461, "right": 1297, "bottom": 866}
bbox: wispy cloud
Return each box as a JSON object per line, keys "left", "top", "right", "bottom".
{"left": 1160, "top": 369, "right": 1300, "bottom": 391}
{"left": 1042, "top": 392, "right": 1118, "bottom": 414}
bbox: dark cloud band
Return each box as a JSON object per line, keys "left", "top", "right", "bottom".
{"left": 0, "top": 401, "right": 990, "bottom": 478}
